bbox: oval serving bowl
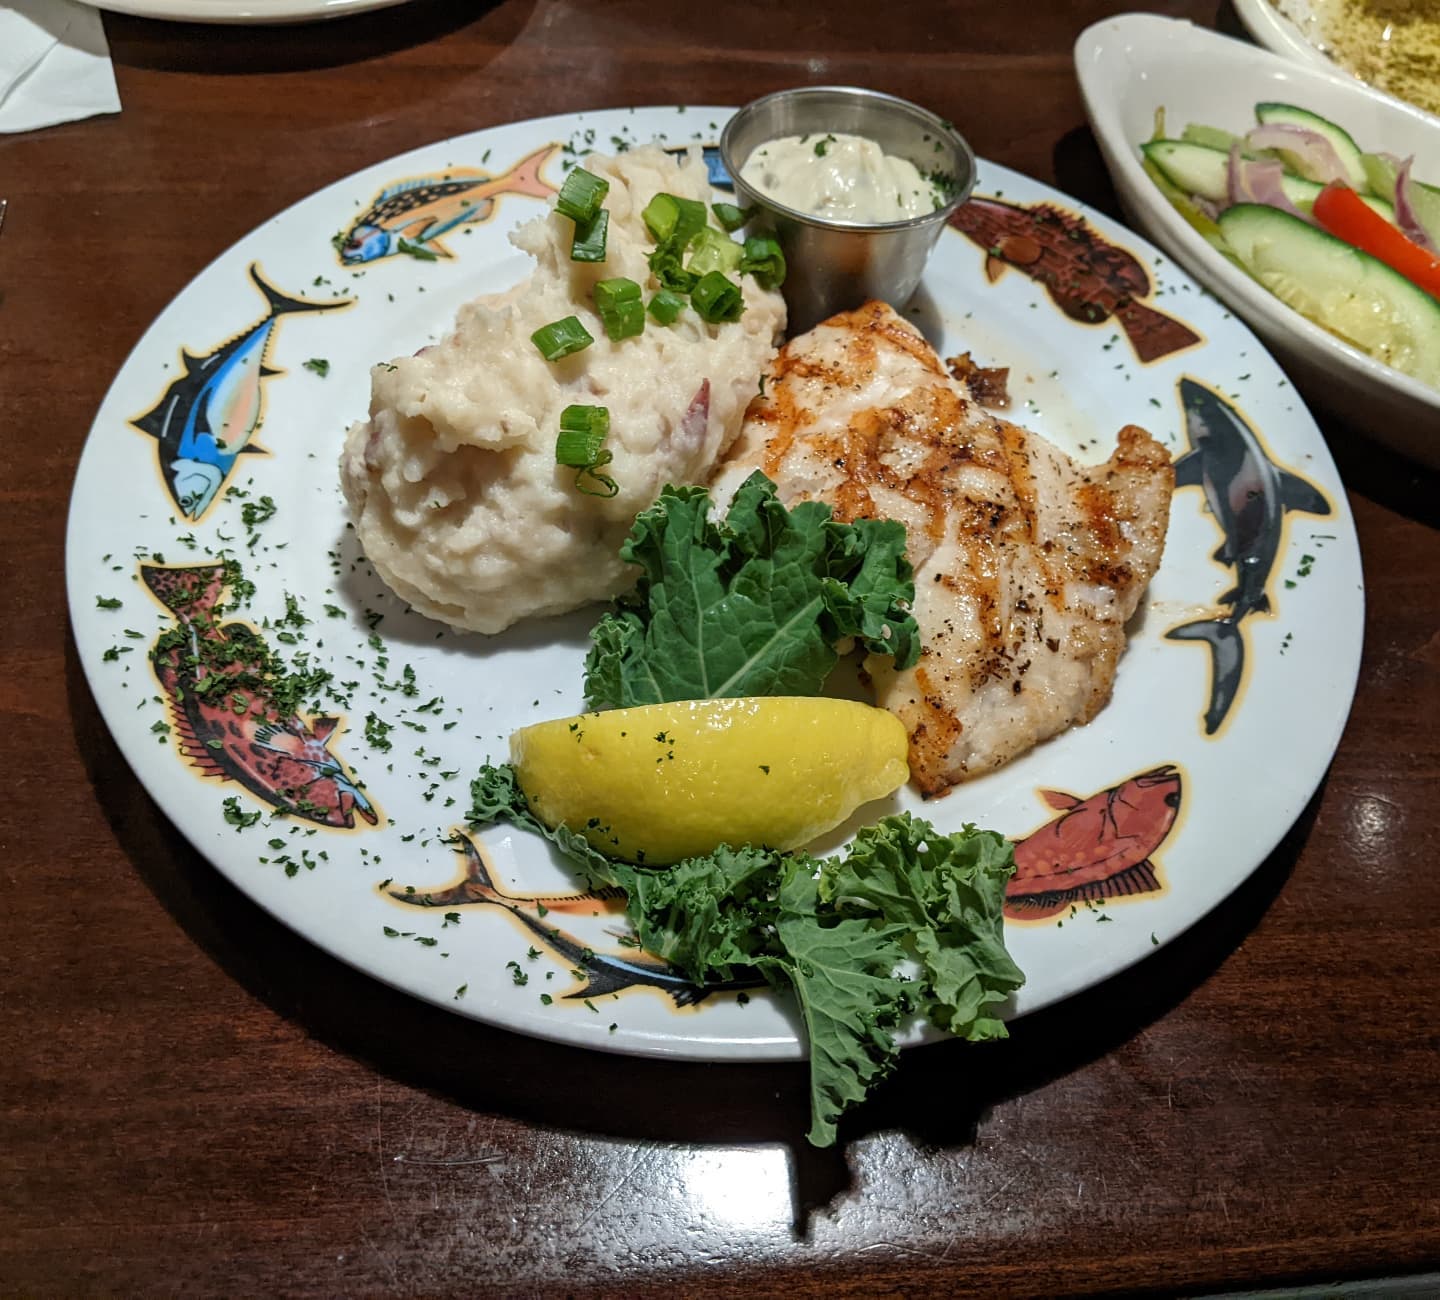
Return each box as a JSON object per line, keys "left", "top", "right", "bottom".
{"left": 1076, "top": 12, "right": 1440, "bottom": 468}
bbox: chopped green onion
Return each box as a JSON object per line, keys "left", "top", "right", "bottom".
{"left": 690, "top": 270, "right": 744, "bottom": 323}
{"left": 687, "top": 227, "right": 744, "bottom": 276}
{"left": 647, "top": 288, "right": 686, "bottom": 324}
{"left": 647, "top": 236, "right": 698, "bottom": 293}
{"left": 576, "top": 456, "right": 618, "bottom": 497}
{"left": 740, "top": 235, "right": 787, "bottom": 290}
{"left": 594, "top": 277, "right": 641, "bottom": 312}
{"left": 556, "top": 405, "right": 618, "bottom": 498}
{"left": 711, "top": 202, "right": 756, "bottom": 233}
{"left": 570, "top": 209, "right": 609, "bottom": 262}
{"left": 594, "top": 277, "right": 644, "bottom": 341}
{"left": 556, "top": 404, "right": 610, "bottom": 465}
{"left": 555, "top": 169, "right": 609, "bottom": 225}
{"left": 642, "top": 193, "right": 706, "bottom": 244}
{"left": 530, "top": 315, "right": 594, "bottom": 361}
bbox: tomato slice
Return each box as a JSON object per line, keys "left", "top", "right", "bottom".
{"left": 1312, "top": 183, "right": 1440, "bottom": 300}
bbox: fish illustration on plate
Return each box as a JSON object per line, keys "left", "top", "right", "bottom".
{"left": 1005, "top": 765, "right": 1182, "bottom": 921}
{"left": 338, "top": 144, "right": 558, "bottom": 265}
{"left": 130, "top": 265, "right": 351, "bottom": 521}
{"left": 1167, "top": 378, "right": 1332, "bottom": 734}
{"left": 663, "top": 143, "right": 731, "bottom": 189}
{"left": 948, "top": 196, "right": 1202, "bottom": 363}
{"left": 393, "top": 830, "right": 747, "bottom": 1006}
{"left": 142, "top": 563, "right": 378, "bottom": 830}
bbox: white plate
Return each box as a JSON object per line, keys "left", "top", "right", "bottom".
{"left": 75, "top": 0, "right": 407, "bottom": 23}
{"left": 1234, "top": 0, "right": 1440, "bottom": 121}
{"left": 1077, "top": 13, "right": 1440, "bottom": 469}
{"left": 66, "top": 105, "right": 1363, "bottom": 1062}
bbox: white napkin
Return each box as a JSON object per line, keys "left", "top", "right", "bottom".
{"left": 0, "top": 0, "right": 121, "bottom": 134}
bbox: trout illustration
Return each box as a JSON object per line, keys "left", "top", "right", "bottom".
{"left": 948, "top": 196, "right": 1202, "bottom": 363}
{"left": 142, "top": 563, "right": 377, "bottom": 829}
{"left": 338, "top": 144, "right": 557, "bottom": 264}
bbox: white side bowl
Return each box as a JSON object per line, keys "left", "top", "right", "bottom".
{"left": 1076, "top": 12, "right": 1440, "bottom": 469}
{"left": 1232, "top": 0, "right": 1343, "bottom": 75}
{"left": 1233, "top": 0, "right": 1440, "bottom": 124}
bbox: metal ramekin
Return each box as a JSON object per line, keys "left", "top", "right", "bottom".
{"left": 720, "top": 86, "right": 976, "bottom": 333}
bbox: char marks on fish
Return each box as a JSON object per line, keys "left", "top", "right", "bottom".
{"left": 709, "top": 301, "right": 1174, "bottom": 795}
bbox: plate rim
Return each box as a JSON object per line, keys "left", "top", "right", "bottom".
{"left": 72, "top": 0, "right": 408, "bottom": 23}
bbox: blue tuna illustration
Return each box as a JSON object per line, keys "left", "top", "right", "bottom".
{"left": 392, "top": 831, "right": 756, "bottom": 1006}
{"left": 1166, "top": 378, "right": 1331, "bottom": 734}
{"left": 131, "top": 264, "right": 350, "bottom": 519}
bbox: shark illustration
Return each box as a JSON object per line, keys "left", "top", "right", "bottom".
{"left": 1166, "top": 378, "right": 1332, "bottom": 734}
{"left": 130, "top": 265, "right": 350, "bottom": 519}
{"left": 392, "top": 831, "right": 736, "bottom": 1006}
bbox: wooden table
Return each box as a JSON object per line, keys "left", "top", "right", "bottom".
{"left": 4, "top": 1, "right": 1438, "bottom": 1293}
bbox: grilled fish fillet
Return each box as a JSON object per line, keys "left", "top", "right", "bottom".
{"left": 708, "top": 301, "right": 1173, "bottom": 795}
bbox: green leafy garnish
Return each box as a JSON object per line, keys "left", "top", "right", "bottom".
{"left": 467, "top": 765, "right": 1021, "bottom": 1146}
{"left": 302, "top": 358, "right": 330, "bottom": 377}
{"left": 583, "top": 472, "right": 918, "bottom": 710}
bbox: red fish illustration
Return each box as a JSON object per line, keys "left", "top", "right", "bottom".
{"left": 141, "top": 563, "right": 378, "bottom": 829}
{"left": 948, "top": 197, "right": 1202, "bottom": 363}
{"left": 1005, "top": 765, "right": 1182, "bottom": 920}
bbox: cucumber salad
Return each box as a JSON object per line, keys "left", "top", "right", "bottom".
{"left": 1142, "top": 102, "right": 1440, "bottom": 391}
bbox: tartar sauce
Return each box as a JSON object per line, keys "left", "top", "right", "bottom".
{"left": 740, "top": 132, "right": 940, "bottom": 223}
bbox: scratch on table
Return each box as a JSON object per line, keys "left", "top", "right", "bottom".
{"left": 856, "top": 1240, "right": 950, "bottom": 1264}
{"left": 392, "top": 1152, "right": 505, "bottom": 1167}
{"left": 982, "top": 1174, "right": 1018, "bottom": 1207}
{"left": 574, "top": 1147, "right": 660, "bottom": 1232}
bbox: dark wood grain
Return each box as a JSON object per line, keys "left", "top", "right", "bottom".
{"left": 3, "top": 1, "right": 1438, "bottom": 1294}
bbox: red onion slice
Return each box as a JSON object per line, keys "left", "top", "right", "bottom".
{"left": 1227, "top": 144, "right": 1314, "bottom": 223}
{"left": 1393, "top": 157, "right": 1437, "bottom": 251}
{"left": 1245, "top": 123, "right": 1350, "bottom": 186}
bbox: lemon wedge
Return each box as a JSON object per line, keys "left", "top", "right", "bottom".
{"left": 511, "top": 697, "right": 909, "bottom": 865}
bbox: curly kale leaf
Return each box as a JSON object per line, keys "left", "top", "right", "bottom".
{"left": 468, "top": 767, "right": 1021, "bottom": 1147}
{"left": 583, "top": 472, "right": 918, "bottom": 711}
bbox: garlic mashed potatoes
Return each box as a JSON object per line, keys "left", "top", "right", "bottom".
{"left": 340, "top": 146, "right": 786, "bottom": 634}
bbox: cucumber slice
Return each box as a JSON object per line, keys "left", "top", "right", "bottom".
{"left": 1142, "top": 140, "right": 1395, "bottom": 222}
{"left": 1218, "top": 202, "right": 1440, "bottom": 388}
{"left": 1361, "top": 152, "right": 1440, "bottom": 247}
{"left": 1140, "top": 156, "right": 1242, "bottom": 265}
{"left": 1254, "top": 102, "right": 1370, "bottom": 193}
{"left": 1182, "top": 122, "right": 1243, "bottom": 153}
